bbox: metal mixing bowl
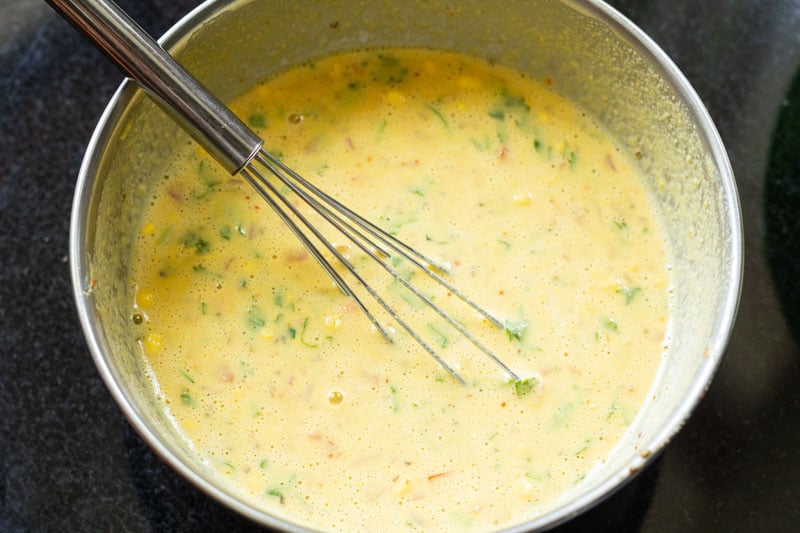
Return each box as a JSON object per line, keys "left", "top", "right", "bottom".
{"left": 70, "top": 0, "right": 742, "bottom": 530}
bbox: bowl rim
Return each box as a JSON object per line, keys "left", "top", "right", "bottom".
{"left": 69, "top": 0, "right": 743, "bottom": 530}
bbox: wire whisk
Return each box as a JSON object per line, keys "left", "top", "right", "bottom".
{"left": 49, "top": 0, "right": 520, "bottom": 384}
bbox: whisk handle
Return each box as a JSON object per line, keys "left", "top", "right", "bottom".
{"left": 46, "top": 0, "right": 263, "bottom": 174}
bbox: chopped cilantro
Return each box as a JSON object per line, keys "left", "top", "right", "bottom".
{"left": 265, "top": 488, "right": 284, "bottom": 503}
{"left": 504, "top": 319, "right": 528, "bottom": 341}
{"left": 427, "top": 323, "right": 450, "bottom": 348}
{"left": 617, "top": 286, "right": 641, "bottom": 304}
{"left": 426, "top": 103, "right": 450, "bottom": 129}
{"left": 180, "top": 391, "right": 197, "bottom": 407}
{"left": 247, "top": 306, "right": 266, "bottom": 330}
{"left": 247, "top": 113, "right": 267, "bottom": 128}
{"left": 181, "top": 231, "right": 210, "bottom": 255}
{"left": 513, "top": 376, "right": 539, "bottom": 398}
{"left": 300, "top": 317, "right": 317, "bottom": 347}
{"left": 501, "top": 91, "right": 530, "bottom": 111}
{"left": 603, "top": 317, "right": 619, "bottom": 331}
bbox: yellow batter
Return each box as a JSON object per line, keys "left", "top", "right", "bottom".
{"left": 129, "top": 49, "right": 670, "bottom": 531}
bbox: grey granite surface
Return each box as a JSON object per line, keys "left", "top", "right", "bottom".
{"left": 1, "top": 0, "right": 799, "bottom": 531}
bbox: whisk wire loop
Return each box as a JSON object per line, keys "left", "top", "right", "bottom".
{"left": 248, "top": 150, "right": 520, "bottom": 383}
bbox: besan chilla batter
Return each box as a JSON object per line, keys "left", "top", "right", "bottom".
{"left": 129, "top": 48, "right": 670, "bottom": 531}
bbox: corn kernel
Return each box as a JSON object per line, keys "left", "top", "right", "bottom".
{"left": 517, "top": 477, "right": 534, "bottom": 499}
{"left": 261, "top": 331, "right": 276, "bottom": 342}
{"left": 242, "top": 260, "right": 258, "bottom": 276}
{"left": 457, "top": 76, "right": 481, "bottom": 90}
{"left": 512, "top": 192, "right": 532, "bottom": 206}
{"left": 324, "top": 316, "right": 343, "bottom": 331}
{"left": 140, "top": 223, "right": 156, "bottom": 237}
{"left": 143, "top": 332, "right": 163, "bottom": 355}
{"left": 136, "top": 289, "right": 155, "bottom": 309}
{"left": 395, "top": 478, "right": 413, "bottom": 497}
{"left": 181, "top": 417, "right": 198, "bottom": 434}
{"left": 385, "top": 90, "right": 407, "bottom": 106}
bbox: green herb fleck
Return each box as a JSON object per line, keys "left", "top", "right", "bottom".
{"left": 427, "top": 323, "right": 450, "bottom": 348}
{"left": 566, "top": 150, "right": 578, "bottom": 168}
{"left": 265, "top": 488, "right": 284, "bottom": 503}
{"left": 219, "top": 225, "right": 232, "bottom": 240}
{"left": 181, "top": 231, "right": 210, "bottom": 255}
{"left": 194, "top": 161, "right": 222, "bottom": 198}
{"left": 287, "top": 326, "right": 297, "bottom": 339}
{"left": 300, "top": 317, "right": 318, "bottom": 347}
{"left": 239, "top": 360, "right": 254, "bottom": 379}
{"left": 575, "top": 438, "right": 593, "bottom": 456}
{"left": 513, "top": 376, "right": 539, "bottom": 398}
{"left": 179, "top": 370, "right": 195, "bottom": 384}
{"left": 374, "top": 54, "right": 409, "bottom": 84}
{"left": 526, "top": 470, "right": 552, "bottom": 482}
{"left": 603, "top": 317, "right": 619, "bottom": 332}
{"left": 553, "top": 403, "right": 574, "bottom": 426}
{"left": 613, "top": 218, "right": 628, "bottom": 231}
{"left": 180, "top": 391, "right": 197, "bottom": 407}
{"left": 607, "top": 397, "right": 633, "bottom": 424}
{"left": 425, "top": 103, "right": 450, "bottom": 130}
{"left": 247, "top": 306, "right": 266, "bottom": 330}
{"left": 389, "top": 384, "right": 400, "bottom": 411}
{"left": 259, "top": 458, "right": 270, "bottom": 469}
{"left": 504, "top": 319, "right": 528, "bottom": 341}
{"left": 471, "top": 135, "right": 494, "bottom": 152}
{"left": 247, "top": 113, "right": 267, "bottom": 128}
{"left": 488, "top": 109, "right": 505, "bottom": 121}
{"left": 501, "top": 91, "right": 530, "bottom": 111}
{"left": 617, "top": 286, "right": 641, "bottom": 304}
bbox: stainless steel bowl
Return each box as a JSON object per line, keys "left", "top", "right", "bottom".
{"left": 70, "top": 0, "right": 743, "bottom": 530}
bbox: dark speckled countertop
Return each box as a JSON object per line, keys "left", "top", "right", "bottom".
{"left": 2, "top": 1, "right": 799, "bottom": 531}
